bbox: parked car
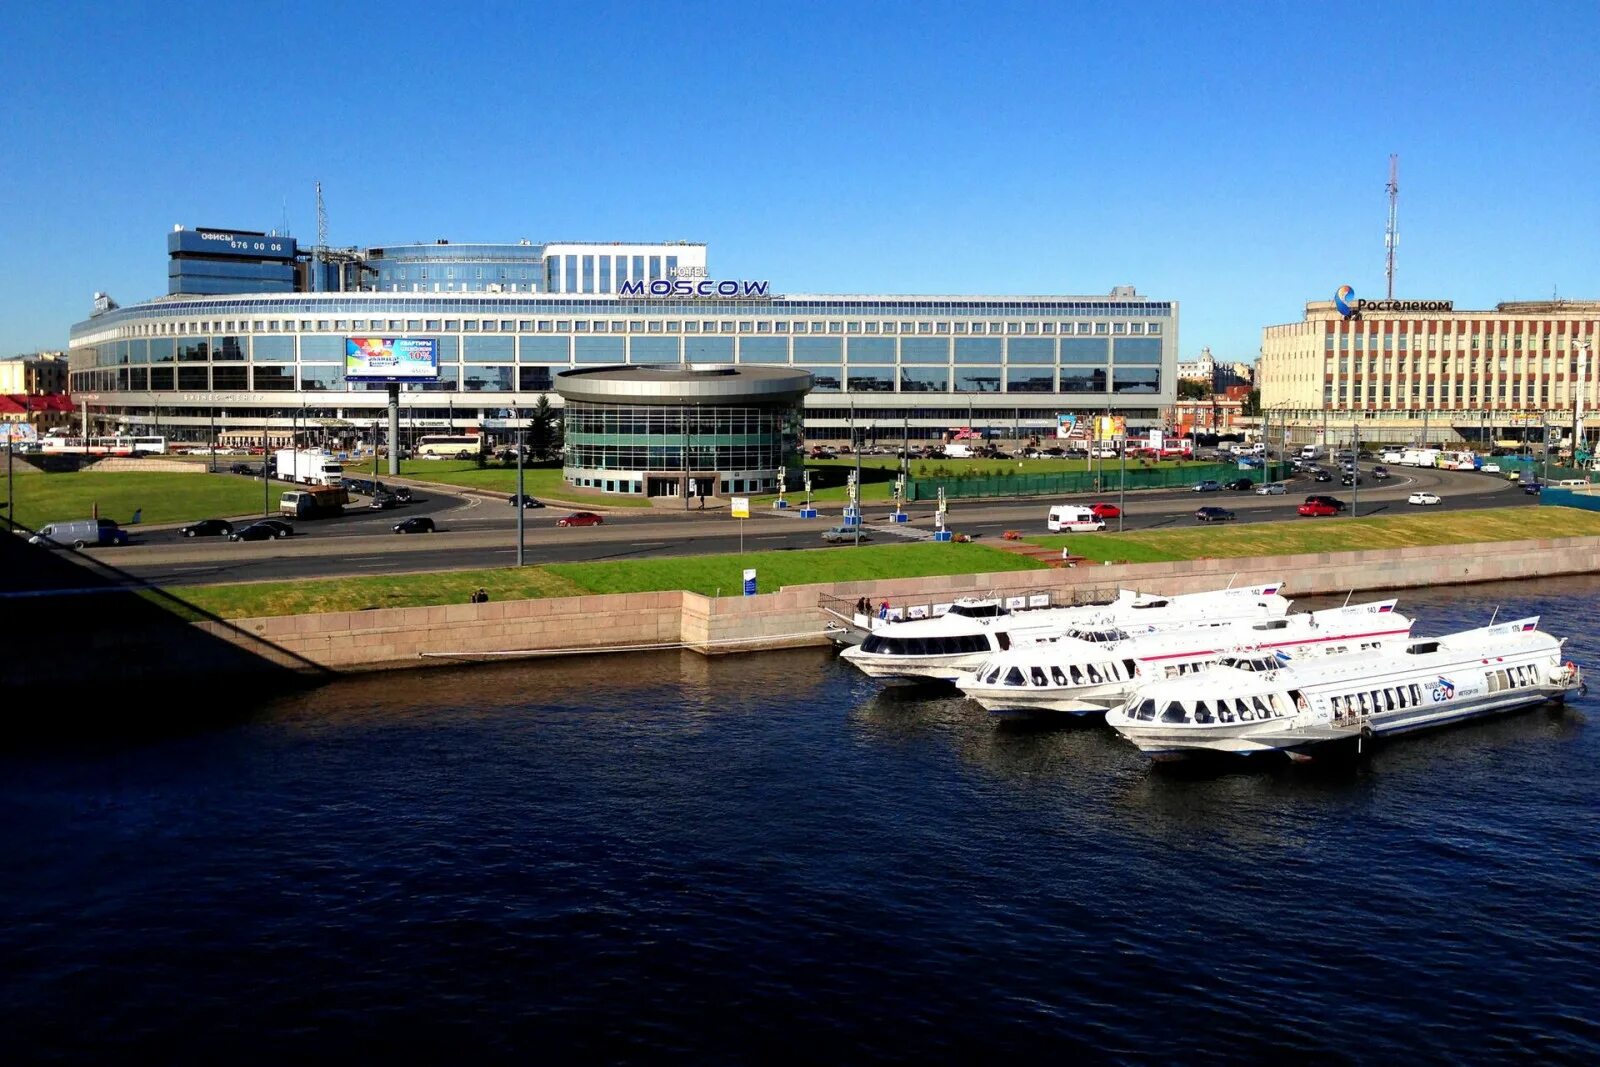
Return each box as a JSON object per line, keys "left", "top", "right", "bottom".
{"left": 179, "top": 518, "right": 234, "bottom": 538}
{"left": 1372, "top": 466, "right": 1391, "bottom": 480}
{"left": 1408, "top": 491, "right": 1442, "bottom": 506}
{"left": 1225, "top": 478, "right": 1255, "bottom": 491}
{"left": 509, "top": 494, "right": 544, "bottom": 508}
{"left": 1194, "top": 506, "right": 1235, "bottom": 522}
{"left": 1191, "top": 480, "right": 1222, "bottom": 493}
{"left": 1298, "top": 501, "right": 1340, "bottom": 517}
{"left": 557, "top": 511, "right": 604, "bottom": 527}
{"left": 1255, "top": 482, "right": 1287, "bottom": 495}
{"left": 1088, "top": 502, "right": 1122, "bottom": 518}
{"left": 393, "top": 516, "right": 436, "bottom": 534}
{"left": 821, "top": 525, "right": 872, "bottom": 543}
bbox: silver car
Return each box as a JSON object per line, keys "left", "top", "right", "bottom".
{"left": 820, "top": 525, "right": 871, "bottom": 543}
{"left": 1255, "top": 481, "right": 1287, "bottom": 495}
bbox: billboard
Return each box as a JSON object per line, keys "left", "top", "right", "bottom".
{"left": 345, "top": 338, "right": 439, "bottom": 382}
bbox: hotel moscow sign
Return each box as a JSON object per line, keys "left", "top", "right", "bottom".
{"left": 1335, "top": 286, "right": 1452, "bottom": 319}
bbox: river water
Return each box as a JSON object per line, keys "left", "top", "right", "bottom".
{"left": 4, "top": 578, "right": 1599, "bottom": 1063}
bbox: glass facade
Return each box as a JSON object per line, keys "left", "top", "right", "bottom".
{"left": 562, "top": 400, "right": 801, "bottom": 495}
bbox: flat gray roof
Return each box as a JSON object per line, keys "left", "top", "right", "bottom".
{"left": 554, "top": 363, "right": 813, "bottom": 406}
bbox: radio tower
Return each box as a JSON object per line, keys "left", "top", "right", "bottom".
{"left": 313, "top": 181, "right": 328, "bottom": 294}
{"left": 1384, "top": 154, "right": 1399, "bottom": 299}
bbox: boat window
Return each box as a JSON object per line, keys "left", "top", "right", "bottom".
{"left": 1253, "top": 619, "right": 1288, "bottom": 630}
{"left": 1235, "top": 698, "right": 1252, "bottom": 720}
{"left": 1217, "top": 700, "right": 1235, "bottom": 723}
{"left": 1382, "top": 689, "right": 1396, "bottom": 711}
{"left": 1131, "top": 599, "right": 1170, "bottom": 609}
{"left": 1161, "top": 701, "right": 1189, "bottom": 723}
{"left": 949, "top": 602, "right": 1005, "bottom": 618}
{"left": 1253, "top": 696, "right": 1273, "bottom": 718}
{"left": 1031, "top": 666, "right": 1048, "bottom": 686}
{"left": 1217, "top": 656, "right": 1238, "bottom": 669}
{"left": 1237, "top": 698, "right": 1254, "bottom": 721}
{"left": 996, "top": 632, "right": 1011, "bottom": 651}
{"left": 1410, "top": 684, "right": 1422, "bottom": 703}
{"left": 983, "top": 667, "right": 1001, "bottom": 685}
{"left": 1050, "top": 665, "right": 1069, "bottom": 686}
{"left": 1358, "top": 693, "right": 1370, "bottom": 714}
{"left": 1193, "top": 701, "right": 1214, "bottom": 723}
{"left": 905, "top": 639, "right": 926, "bottom": 656}
{"left": 1069, "top": 665, "right": 1083, "bottom": 685}
{"left": 1165, "top": 666, "right": 1180, "bottom": 679}
{"left": 1408, "top": 640, "right": 1440, "bottom": 654}
{"left": 1004, "top": 667, "right": 1025, "bottom": 686}
{"left": 862, "top": 635, "right": 887, "bottom": 654}
{"left": 1123, "top": 659, "right": 1137, "bottom": 678}
{"left": 1086, "top": 663, "right": 1102, "bottom": 683}
{"left": 1135, "top": 699, "right": 1157, "bottom": 721}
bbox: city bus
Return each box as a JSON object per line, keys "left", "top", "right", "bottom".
{"left": 413, "top": 434, "right": 483, "bottom": 459}
{"left": 38, "top": 435, "right": 166, "bottom": 456}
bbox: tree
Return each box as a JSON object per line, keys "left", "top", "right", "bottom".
{"left": 1177, "top": 379, "right": 1209, "bottom": 400}
{"left": 530, "top": 393, "right": 556, "bottom": 459}
{"left": 1241, "top": 389, "right": 1261, "bottom": 417}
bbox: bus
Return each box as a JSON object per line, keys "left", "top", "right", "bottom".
{"left": 38, "top": 435, "right": 166, "bottom": 456}
{"left": 414, "top": 434, "right": 483, "bottom": 459}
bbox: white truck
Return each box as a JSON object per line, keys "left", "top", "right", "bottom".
{"left": 1397, "top": 448, "right": 1440, "bottom": 468}
{"left": 1299, "top": 444, "right": 1325, "bottom": 461}
{"left": 274, "top": 448, "right": 345, "bottom": 486}
{"left": 944, "top": 443, "right": 975, "bottom": 458}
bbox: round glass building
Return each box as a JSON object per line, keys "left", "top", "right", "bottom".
{"left": 554, "top": 364, "right": 811, "bottom": 498}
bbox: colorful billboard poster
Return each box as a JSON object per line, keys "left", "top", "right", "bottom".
{"left": 1055, "top": 413, "right": 1078, "bottom": 440}
{"left": 345, "top": 337, "right": 439, "bottom": 382}
{"left": 1094, "top": 415, "right": 1127, "bottom": 440}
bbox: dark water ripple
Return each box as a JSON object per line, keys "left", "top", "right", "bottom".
{"left": 4, "top": 577, "right": 1600, "bottom": 1063}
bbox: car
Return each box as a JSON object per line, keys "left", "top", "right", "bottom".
{"left": 1194, "top": 506, "right": 1235, "bottom": 522}
{"left": 252, "top": 518, "right": 295, "bottom": 537}
{"left": 230, "top": 521, "right": 287, "bottom": 542}
{"left": 1304, "top": 494, "right": 1347, "bottom": 510}
{"left": 390, "top": 486, "right": 413, "bottom": 503}
{"left": 178, "top": 518, "right": 233, "bottom": 538}
{"left": 1298, "top": 501, "right": 1339, "bottom": 517}
{"left": 1480, "top": 462, "right": 1502, "bottom": 474}
{"left": 1225, "top": 478, "right": 1255, "bottom": 491}
{"left": 1523, "top": 481, "right": 1544, "bottom": 495}
{"left": 1340, "top": 473, "right": 1364, "bottom": 486}
{"left": 1408, "top": 491, "right": 1442, "bottom": 506}
{"left": 557, "top": 511, "right": 604, "bottom": 527}
{"left": 1088, "top": 502, "right": 1122, "bottom": 518}
{"left": 1255, "top": 482, "right": 1287, "bottom": 495}
{"left": 369, "top": 491, "right": 399, "bottom": 510}
{"left": 393, "top": 516, "right": 436, "bottom": 534}
{"left": 1191, "top": 480, "right": 1222, "bottom": 493}
{"left": 229, "top": 462, "right": 257, "bottom": 476}
{"left": 509, "top": 494, "right": 544, "bottom": 508}
{"left": 821, "top": 525, "right": 872, "bottom": 543}
{"left": 1372, "top": 466, "right": 1391, "bottom": 480}
{"left": 1313, "top": 469, "right": 1334, "bottom": 482}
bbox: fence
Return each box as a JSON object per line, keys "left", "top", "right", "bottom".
{"left": 1540, "top": 486, "right": 1600, "bottom": 513}
{"left": 906, "top": 461, "right": 1282, "bottom": 501}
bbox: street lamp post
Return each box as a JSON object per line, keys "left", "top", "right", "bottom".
{"left": 515, "top": 406, "right": 525, "bottom": 567}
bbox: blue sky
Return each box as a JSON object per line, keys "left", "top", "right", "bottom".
{"left": 4, "top": 1, "right": 1597, "bottom": 362}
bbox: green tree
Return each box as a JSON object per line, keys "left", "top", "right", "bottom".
{"left": 1241, "top": 389, "right": 1261, "bottom": 417}
{"left": 1177, "top": 379, "right": 1209, "bottom": 400}
{"left": 530, "top": 393, "right": 555, "bottom": 459}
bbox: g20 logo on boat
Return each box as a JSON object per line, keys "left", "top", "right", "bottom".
{"left": 1429, "top": 676, "right": 1456, "bottom": 702}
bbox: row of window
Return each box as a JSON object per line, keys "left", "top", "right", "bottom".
{"left": 564, "top": 445, "right": 786, "bottom": 472}
{"left": 96, "top": 317, "right": 1165, "bottom": 339}
{"left": 1326, "top": 334, "right": 1596, "bottom": 351}
{"left": 974, "top": 657, "right": 1141, "bottom": 688}
{"left": 83, "top": 335, "right": 1164, "bottom": 368}
{"left": 1129, "top": 693, "right": 1290, "bottom": 724}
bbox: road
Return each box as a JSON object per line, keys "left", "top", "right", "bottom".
{"left": 62, "top": 463, "right": 1537, "bottom": 587}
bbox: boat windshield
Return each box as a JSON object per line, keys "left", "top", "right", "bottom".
{"left": 1067, "top": 628, "right": 1129, "bottom": 643}
{"left": 948, "top": 602, "right": 1007, "bottom": 619}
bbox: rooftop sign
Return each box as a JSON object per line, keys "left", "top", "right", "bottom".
{"left": 1335, "top": 285, "right": 1452, "bottom": 319}
{"left": 619, "top": 278, "right": 771, "bottom": 298}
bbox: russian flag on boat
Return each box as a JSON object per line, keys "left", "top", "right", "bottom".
{"left": 1522, "top": 621, "right": 1536, "bottom": 631}
{"left": 1377, "top": 604, "right": 1393, "bottom": 613}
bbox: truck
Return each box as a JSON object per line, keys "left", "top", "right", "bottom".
{"left": 1299, "top": 444, "right": 1325, "bottom": 461}
{"left": 944, "top": 443, "right": 975, "bottom": 458}
{"left": 279, "top": 486, "right": 350, "bottom": 519}
{"left": 1398, "top": 448, "right": 1440, "bottom": 468}
{"left": 275, "top": 449, "right": 345, "bottom": 486}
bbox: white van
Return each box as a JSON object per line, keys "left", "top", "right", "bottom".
{"left": 28, "top": 519, "right": 129, "bottom": 549}
{"left": 1047, "top": 505, "right": 1106, "bottom": 532}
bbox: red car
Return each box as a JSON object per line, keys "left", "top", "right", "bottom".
{"left": 1297, "top": 501, "right": 1339, "bottom": 517}
{"left": 1089, "top": 502, "right": 1122, "bottom": 519}
{"left": 557, "top": 511, "right": 604, "bottom": 527}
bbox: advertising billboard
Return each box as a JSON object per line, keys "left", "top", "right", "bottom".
{"left": 345, "top": 338, "right": 439, "bottom": 383}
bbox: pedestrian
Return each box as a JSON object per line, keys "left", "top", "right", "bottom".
{"left": 477, "top": 587, "right": 489, "bottom": 604}
{"left": 878, "top": 600, "right": 890, "bottom": 620}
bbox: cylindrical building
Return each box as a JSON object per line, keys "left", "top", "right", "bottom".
{"left": 554, "top": 363, "right": 811, "bottom": 498}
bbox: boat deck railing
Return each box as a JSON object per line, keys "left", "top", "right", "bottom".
{"left": 818, "top": 585, "right": 1121, "bottom": 630}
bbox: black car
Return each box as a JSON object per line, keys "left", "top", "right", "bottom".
{"left": 390, "top": 486, "right": 413, "bottom": 503}
{"left": 1372, "top": 466, "right": 1391, "bottom": 480}
{"left": 1304, "top": 494, "right": 1348, "bottom": 512}
{"left": 229, "top": 462, "right": 257, "bottom": 476}
{"left": 1225, "top": 478, "right": 1255, "bottom": 491}
{"left": 1195, "top": 506, "right": 1236, "bottom": 522}
{"left": 178, "top": 518, "right": 233, "bottom": 538}
{"left": 369, "top": 492, "right": 399, "bottom": 510}
{"left": 230, "top": 521, "right": 289, "bottom": 542}
{"left": 1313, "top": 469, "right": 1333, "bottom": 482}
{"left": 509, "top": 494, "right": 544, "bottom": 508}
{"left": 393, "top": 516, "right": 436, "bottom": 534}
{"left": 1340, "top": 473, "right": 1364, "bottom": 486}
{"left": 1523, "top": 480, "right": 1544, "bottom": 495}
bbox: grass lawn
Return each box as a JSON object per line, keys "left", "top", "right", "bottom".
{"left": 394, "top": 459, "right": 654, "bottom": 507}
{"left": 167, "top": 542, "right": 1049, "bottom": 619}
{"left": 1024, "top": 507, "right": 1600, "bottom": 563}
{"left": 4, "top": 469, "right": 290, "bottom": 530}
{"left": 161, "top": 566, "right": 590, "bottom": 621}
{"left": 546, "top": 541, "right": 1048, "bottom": 597}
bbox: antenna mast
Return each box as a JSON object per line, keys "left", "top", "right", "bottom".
{"left": 315, "top": 180, "right": 328, "bottom": 249}
{"left": 1384, "top": 154, "right": 1399, "bottom": 300}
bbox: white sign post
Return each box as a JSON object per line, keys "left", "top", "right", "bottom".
{"left": 731, "top": 495, "right": 750, "bottom": 555}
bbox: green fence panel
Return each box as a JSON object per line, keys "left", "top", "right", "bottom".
{"left": 906, "top": 461, "right": 1284, "bottom": 501}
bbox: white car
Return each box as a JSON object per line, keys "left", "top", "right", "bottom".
{"left": 1408, "top": 491, "right": 1442, "bottom": 506}
{"left": 1255, "top": 482, "right": 1287, "bottom": 495}
{"left": 1480, "top": 462, "right": 1502, "bottom": 474}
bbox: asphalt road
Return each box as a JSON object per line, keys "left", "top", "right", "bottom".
{"left": 63, "top": 463, "right": 1538, "bottom": 587}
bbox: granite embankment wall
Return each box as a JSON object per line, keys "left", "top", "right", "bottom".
{"left": 196, "top": 535, "right": 1600, "bottom": 673}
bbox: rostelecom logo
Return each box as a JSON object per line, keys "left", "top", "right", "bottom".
{"left": 1335, "top": 285, "right": 1358, "bottom": 319}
